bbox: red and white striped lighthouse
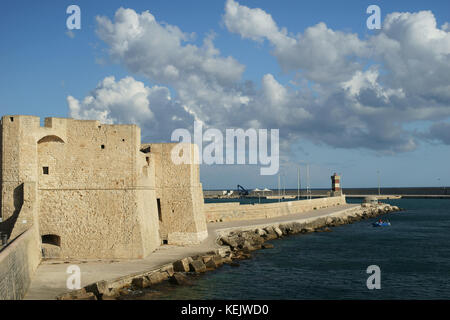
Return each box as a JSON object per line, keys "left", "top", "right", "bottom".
{"left": 331, "top": 173, "right": 340, "bottom": 191}
{"left": 331, "top": 173, "right": 342, "bottom": 196}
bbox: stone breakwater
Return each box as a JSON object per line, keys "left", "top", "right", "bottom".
{"left": 216, "top": 203, "right": 401, "bottom": 261}
{"left": 57, "top": 203, "right": 401, "bottom": 300}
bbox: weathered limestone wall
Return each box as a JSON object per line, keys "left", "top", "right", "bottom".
{"left": 136, "top": 189, "right": 161, "bottom": 256}
{"left": 36, "top": 119, "right": 160, "bottom": 259}
{"left": 1, "top": 116, "right": 161, "bottom": 260}
{"left": 1, "top": 115, "right": 207, "bottom": 262}
{"left": 0, "top": 114, "right": 214, "bottom": 299}
{"left": 1, "top": 117, "right": 68, "bottom": 234}
{"left": 136, "top": 148, "right": 161, "bottom": 255}
{"left": 148, "top": 143, "right": 207, "bottom": 245}
{"left": 39, "top": 190, "right": 148, "bottom": 259}
{"left": 205, "top": 195, "right": 347, "bottom": 222}
{"left": 0, "top": 227, "right": 41, "bottom": 300}
{"left": 1, "top": 117, "right": 46, "bottom": 229}
{"left": 9, "top": 182, "right": 39, "bottom": 240}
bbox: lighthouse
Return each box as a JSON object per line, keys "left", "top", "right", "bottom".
{"left": 331, "top": 173, "right": 342, "bottom": 196}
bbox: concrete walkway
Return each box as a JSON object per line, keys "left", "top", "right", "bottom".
{"left": 25, "top": 204, "right": 358, "bottom": 300}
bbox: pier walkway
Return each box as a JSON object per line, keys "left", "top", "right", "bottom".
{"left": 25, "top": 204, "right": 359, "bottom": 300}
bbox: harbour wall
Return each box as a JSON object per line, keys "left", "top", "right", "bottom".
{"left": 204, "top": 195, "right": 346, "bottom": 222}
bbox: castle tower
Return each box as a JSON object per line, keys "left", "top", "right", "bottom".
{"left": 0, "top": 115, "right": 208, "bottom": 259}
{"left": 331, "top": 173, "right": 342, "bottom": 196}
{"left": 147, "top": 143, "right": 207, "bottom": 245}
{"left": 0, "top": 116, "right": 162, "bottom": 259}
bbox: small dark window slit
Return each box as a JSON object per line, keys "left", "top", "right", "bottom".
{"left": 157, "top": 199, "right": 162, "bottom": 222}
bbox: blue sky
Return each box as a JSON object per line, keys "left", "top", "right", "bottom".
{"left": 1, "top": 0, "right": 450, "bottom": 189}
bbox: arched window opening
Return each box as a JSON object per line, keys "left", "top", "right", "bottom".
{"left": 37, "top": 135, "right": 65, "bottom": 144}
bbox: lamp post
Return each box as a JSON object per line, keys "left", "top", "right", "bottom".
{"left": 438, "top": 178, "right": 444, "bottom": 195}
{"left": 306, "top": 164, "right": 311, "bottom": 200}
{"left": 278, "top": 174, "right": 281, "bottom": 202}
{"left": 377, "top": 170, "right": 380, "bottom": 196}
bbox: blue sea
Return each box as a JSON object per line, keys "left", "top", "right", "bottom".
{"left": 148, "top": 199, "right": 450, "bottom": 299}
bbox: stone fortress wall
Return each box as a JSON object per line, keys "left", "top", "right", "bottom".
{"left": 146, "top": 143, "right": 207, "bottom": 245}
{"left": 0, "top": 115, "right": 207, "bottom": 263}
{"left": 0, "top": 228, "right": 41, "bottom": 300}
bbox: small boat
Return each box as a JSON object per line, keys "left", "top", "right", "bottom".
{"left": 372, "top": 221, "right": 391, "bottom": 227}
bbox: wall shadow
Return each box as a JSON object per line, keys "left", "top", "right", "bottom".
{"left": 0, "top": 184, "right": 24, "bottom": 240}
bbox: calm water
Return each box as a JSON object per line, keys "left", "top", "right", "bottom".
{"left": 150, "top": 199, "right": 450, "bottom": 299}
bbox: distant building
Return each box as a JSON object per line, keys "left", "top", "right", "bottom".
{"left": 363, "top": 196, "right": 378, "bottom": 204}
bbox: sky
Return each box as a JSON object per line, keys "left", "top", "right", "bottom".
{"left": 1, "top": 0, "right": 450, "bottom": 190}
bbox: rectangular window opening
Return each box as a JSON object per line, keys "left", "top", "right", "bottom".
{"left": 157, "top": 199, "right": 162, "bottom": 222}
{"left": 43, "top": 167, "right": 49, "bottom": 175}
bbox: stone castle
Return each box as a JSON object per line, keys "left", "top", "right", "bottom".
{"left": 0, "top": 115, "right": 207, "bottom": 260}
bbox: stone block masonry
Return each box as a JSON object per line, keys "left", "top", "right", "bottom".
{"left": 0, "top": 227, "right": 41, "bottom": 300}
{"left": 0, "top": 115, "right": 208, "bottom": 260}
{"left": 147, "top": 143, "right": 207, "bottom": 245}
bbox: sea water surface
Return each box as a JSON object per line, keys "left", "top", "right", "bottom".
{"left": 146, "top": 199, "right": 450, "bottom": 299}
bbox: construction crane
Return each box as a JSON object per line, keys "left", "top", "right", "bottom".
{"left": 237, "top": 184, "right": 249, "bottom": 197}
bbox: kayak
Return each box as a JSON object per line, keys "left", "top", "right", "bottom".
{"left": 372, "top": 221, "right": 391, "bottom": 227}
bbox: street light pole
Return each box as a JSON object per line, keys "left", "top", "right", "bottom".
{"left": 278, "top": 174, "right": 281, "bottom": 202}
{"left": 377, "top": 170, "right": 380, "bottom": 196}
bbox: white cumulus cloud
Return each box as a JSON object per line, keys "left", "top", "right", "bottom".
{"left": 68, "top": 76, "right": 194, "bottom": 142}
{"left": 223, "top": 1, "right": 450, "bottom": 152}
{"left": 68, "top": 3, "right": 450, "bottom": 157}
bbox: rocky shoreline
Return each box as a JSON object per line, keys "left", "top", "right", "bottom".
{"left": 57, "top": 202, "right": 402, "bottom": 300}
